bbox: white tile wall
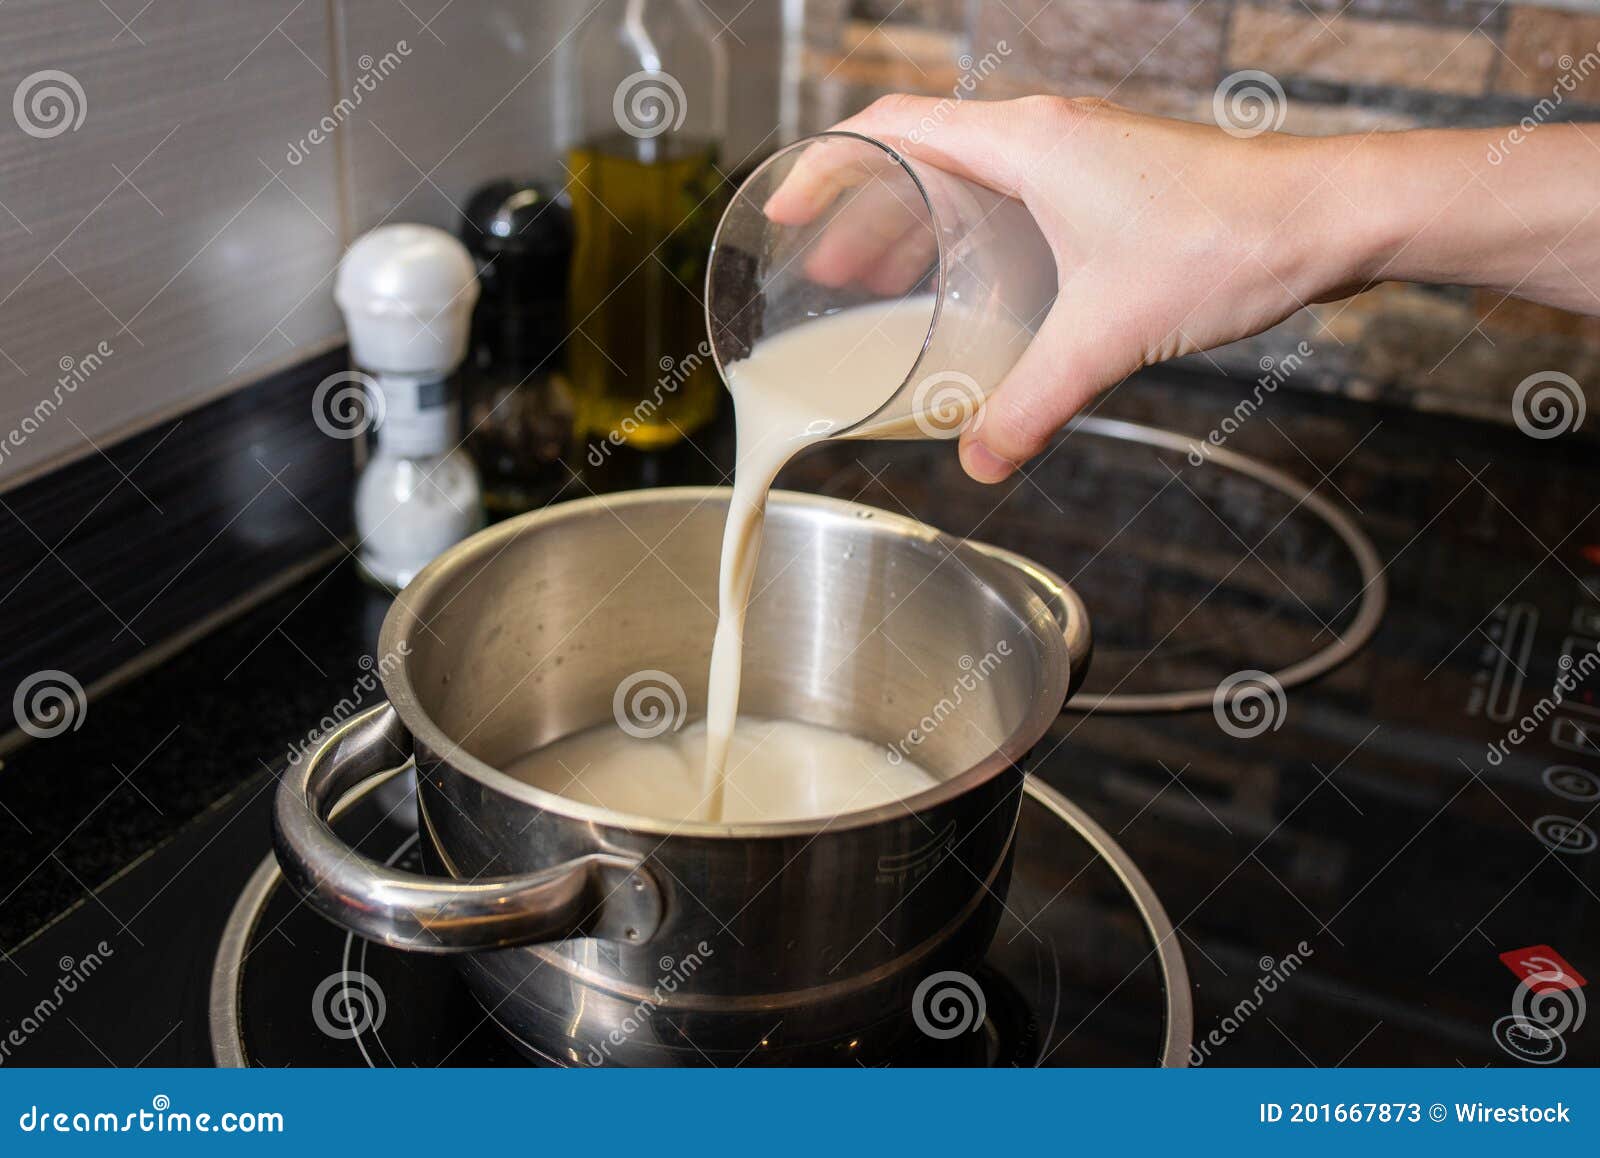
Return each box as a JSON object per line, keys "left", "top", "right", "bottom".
{"left": 333, "top": 0, "right": 587, "bottom": 235}
{"left": 0, "top": 0, "right": 785, "bottom": 490}
{"left": 0, "top": 0, "right": 344, "bottom": 488}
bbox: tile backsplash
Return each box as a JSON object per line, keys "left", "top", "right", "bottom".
{"left": 0, "top": 0, "right": 343, "bottom": 487}
{"left": 0, "top": 0, "right": 784, "bottom": 490}
{"left": 333, "top": 1, "right": 577, "bottom": 237}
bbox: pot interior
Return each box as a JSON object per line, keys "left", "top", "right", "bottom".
{"left": 384, "top": 488, "right": 1065, "bottom": 797}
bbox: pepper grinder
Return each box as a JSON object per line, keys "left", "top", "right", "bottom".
{"left": 335, "top": 224, "right": 484, "bottom": 591}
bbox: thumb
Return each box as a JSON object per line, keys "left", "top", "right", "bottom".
{"left": 958, "top": 304, "right": 1135, "bottom": 484}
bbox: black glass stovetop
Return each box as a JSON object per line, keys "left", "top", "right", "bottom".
{"left": 3, "top": 368, "right": 1596, "bottom": 1067}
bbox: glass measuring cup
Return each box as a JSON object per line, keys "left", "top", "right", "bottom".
{"left": 704, "top": 131, "right": 1057, "bottom": 439}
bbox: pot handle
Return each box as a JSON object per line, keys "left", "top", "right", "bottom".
{"left": 970, "top": 542, "right": 1094, "bottom": 702}
{"left": 272, "top": 702, "right": 663, "bottom": 954}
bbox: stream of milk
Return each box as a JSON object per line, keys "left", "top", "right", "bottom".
{"left": 698, "top": 295, "right": 945, "bottom": 817}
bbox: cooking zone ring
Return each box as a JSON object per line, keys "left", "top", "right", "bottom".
{"left": 1061, "top": 416, "right": 1388, "bottom": 714}
{"left": 210, "top": 776, "right": 1194, "bottom": 1067}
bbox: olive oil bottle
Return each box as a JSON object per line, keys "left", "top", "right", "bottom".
{"left": 566, "top": 0, "right": 728, "bottom": 454}
{"left": 566, "top": 132, "right": 724, "bottom": 448}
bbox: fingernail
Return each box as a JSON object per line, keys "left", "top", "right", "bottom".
{"left": 961, "top": 441, "right": 1015, "bottom": 484}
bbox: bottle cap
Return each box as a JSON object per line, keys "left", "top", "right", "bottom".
{"left": 462, "top": 179, "right": 571, "bottom": 263}
{"left": 335, "top": 224, "right": 480, "bottom": 377}
{"left": 459, "top": 180, "right": 572, "bottom": 371}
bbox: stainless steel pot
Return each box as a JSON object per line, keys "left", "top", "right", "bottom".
{"left": 273, "top": 487, "right": 1091, "bottom": 1064}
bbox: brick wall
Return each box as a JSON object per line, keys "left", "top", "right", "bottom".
{"left": 797, "top": 0, "right": 1600, "bottom": 427}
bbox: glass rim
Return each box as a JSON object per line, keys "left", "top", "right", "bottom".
{"left": 702, "top": 129, "right": 948, "bottom": 437}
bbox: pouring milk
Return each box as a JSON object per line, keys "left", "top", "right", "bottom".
{"left": 698, "top": 294, "right": 1032, "bottom": 818}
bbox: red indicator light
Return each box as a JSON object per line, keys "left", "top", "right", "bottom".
{"left": 1499, "top": 945, "right": 1587, "bottom": 992}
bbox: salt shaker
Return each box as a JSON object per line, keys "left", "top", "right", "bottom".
{"left": 334, "top": 224, "right": 484, "bottom": 590}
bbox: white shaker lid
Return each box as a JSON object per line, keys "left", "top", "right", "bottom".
{"left": 334, "top": 224, "right": 480, "bottom": 376}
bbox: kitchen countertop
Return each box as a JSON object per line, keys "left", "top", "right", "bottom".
{"left": 0, "top": 561, "right": 392, "bottom": 952}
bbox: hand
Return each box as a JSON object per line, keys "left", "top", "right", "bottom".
{"left": 784, "top": 95, "right": 1600, "bottom": 483}
{"left": 776, "top": 95, "right": 1361, "bottom": 482}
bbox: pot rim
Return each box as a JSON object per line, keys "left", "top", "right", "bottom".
{"left": 378, "top": 486, "right": 1072, "bottom": 840}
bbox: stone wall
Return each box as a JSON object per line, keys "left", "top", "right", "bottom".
{"left": 797, "top": 0, "right": 1600, "bottom": 429}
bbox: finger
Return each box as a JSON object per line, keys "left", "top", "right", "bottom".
{"left": 762, "top": 136, "right": 897, "bottom": 226}
{"left": 801, "top": 182, "right": 935, "bottom": 289}
{"left": 862, "top": 226, "right": 938, "bottom": 295}
{"left": 830, "top": 95, "right": 1032, "bottom": 197}
{"left": 958, "top": 303, "right": 1136, "bottom": 484}
{"left": 766, "top": 96, "right": 1032, "bottom": 225}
